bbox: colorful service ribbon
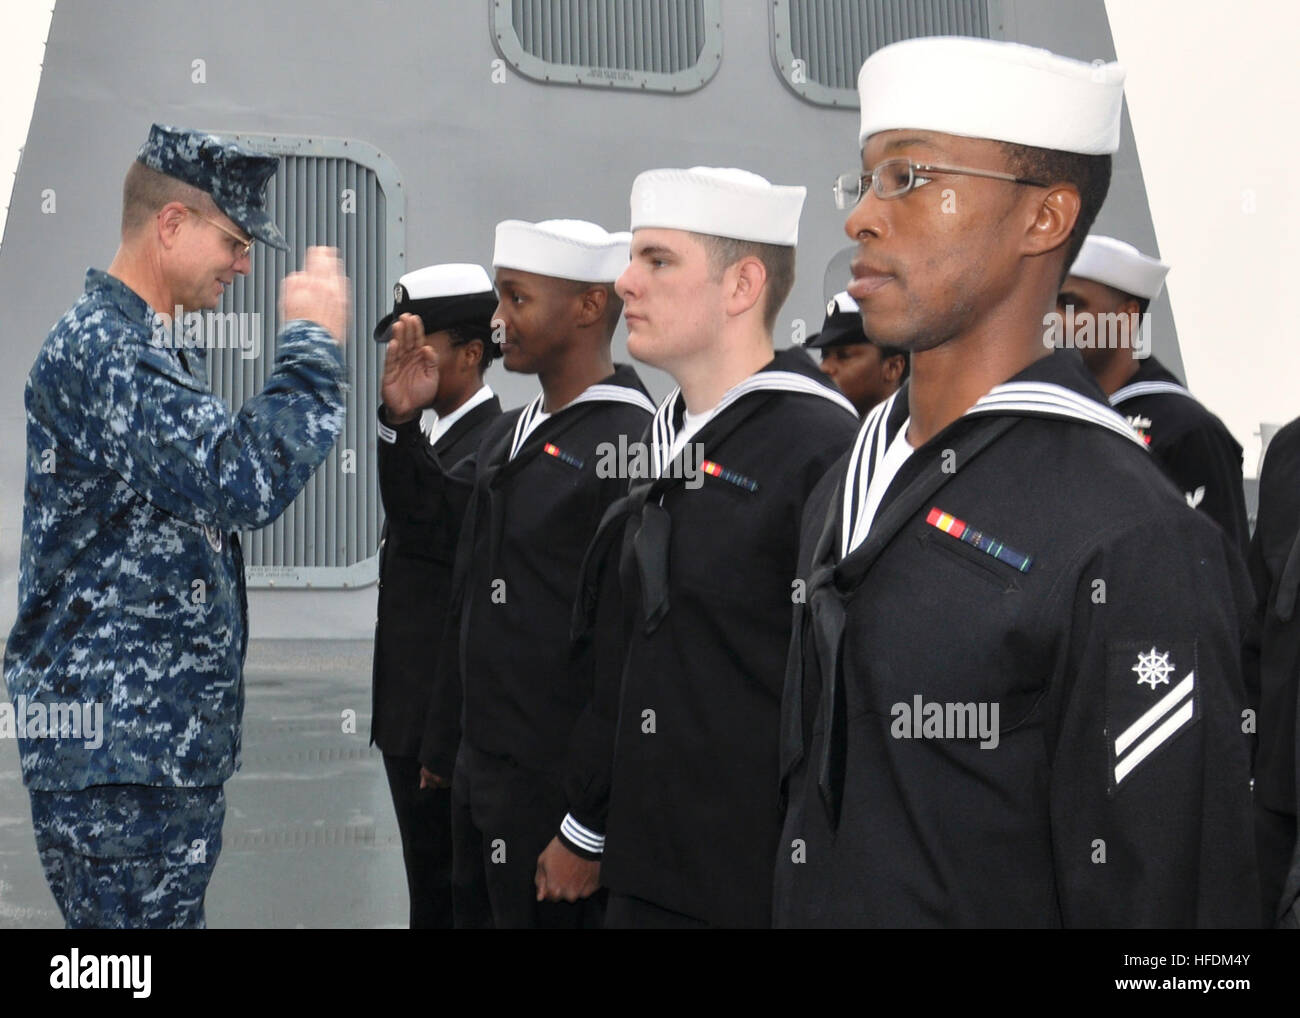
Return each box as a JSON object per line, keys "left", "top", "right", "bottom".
{"left": 544, "top": 442, "right": 585, "bottom": 470}
{"left": 701, "top": 459, "right": 758, "bottom": 493}
{"left": 926, "top": 507, "right": 1033, "bottom": 573}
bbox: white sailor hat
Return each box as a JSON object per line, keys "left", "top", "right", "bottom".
{"left": 492, "top": 219, "right": 631, "bottom": 283}
{"left": 629, "top": 166, "right": 806, "bottom": 246}
{"left": 373, "top": 262, "right": 499, "bottom": 344}
{"left": 1068, "top": 235, "right": 1170, "bottom": 300}
{"left": 857, "top": 36, "right": 1126, "bottom": 155}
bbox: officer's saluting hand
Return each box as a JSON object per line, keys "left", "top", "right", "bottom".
{"left": 281, "top": 246, "right": 352, "bottom": 345}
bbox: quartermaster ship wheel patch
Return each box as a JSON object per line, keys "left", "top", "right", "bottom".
{"left": 1105, "top": 639, "right": 1200, "bottom": 794}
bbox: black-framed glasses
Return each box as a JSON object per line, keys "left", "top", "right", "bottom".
{"left": 833, "top": 158, "right": 1050, "bottom": 209}
{"left": 184, "top": 206, "right": 254, "bottom": 257}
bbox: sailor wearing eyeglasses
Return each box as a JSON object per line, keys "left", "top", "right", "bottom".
{"left": 3, "top": 123, "right": 351, "bottom": 928}
{"left": 774, "top": 38, "right": 1259, "bottom": 927}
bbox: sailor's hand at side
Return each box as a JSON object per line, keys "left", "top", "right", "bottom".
{"left": 281, "top": 246, "right": 351, "bottom": 345}
{"left": 535, "top": 836, "right": 600, "bottom": 902}
{"left": 419, "top": 766, "right": 450, "bottom": 790}
{"left": 381, "top": 313, "right": 440, "bottom": 425}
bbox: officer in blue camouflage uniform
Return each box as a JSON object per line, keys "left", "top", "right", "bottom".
{"left": 1, "top": 124, "right": 352, "bottom": 928}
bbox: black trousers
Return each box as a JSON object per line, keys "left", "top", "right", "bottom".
{"left": 451, "top": 742, "right": 605, "bottom": 929}
{"left": 383, "top": 753, "right": 454, "bottom": 929}
{"left": 1255, "top": 804, "right": 1297, "bottom": 928}
{"left": 604, "top": 892, "right": 714, "bottom": 929}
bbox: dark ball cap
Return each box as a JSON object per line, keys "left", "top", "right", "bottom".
{"left": 372, "top": 263, "right": 500, "bottom": 363}
{"left": 137, "top": 123, "right": 288, "bottom": 251}
{"left": 805, "top": 291, "right": 870, "bottom": 350}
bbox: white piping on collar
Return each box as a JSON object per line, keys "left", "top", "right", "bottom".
{"left": 839, "top": 390, "right": 904, "bottom": 559}
{"left": 968, "top": 382, "right": 1148, "bottom": 448}
{"left": 509, "top": 382, "right": 655, "bottom": 461}
{"left": 838, "top": 380, "right": 1146, "bottom": 558}
{"left": 650, "top": 370, "right": 857, "bottom": 478}
{"left": 1110, "top": 379, "right": 1195, "bottom": 405}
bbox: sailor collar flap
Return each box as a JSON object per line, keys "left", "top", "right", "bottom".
{"left": 1110, "top": 357, "right": 1195, "bottom": 406}
{"left": 494, "top": 367, "right": 655, "bottom": 475}
{"left": 649, "top": 356, "right": 857, "bottom": 480}
{"left": 832, "top": 362, "right": 1146, "bottom": 566}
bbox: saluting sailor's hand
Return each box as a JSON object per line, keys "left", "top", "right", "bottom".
{"left": 535, "top": 836, "right": 600, "bottom": 903}
{"left": 381, "top": 313, "right": 441, "bottom": 426}
{"left": 280, "top": 246, "right": 351, "bottom": 345}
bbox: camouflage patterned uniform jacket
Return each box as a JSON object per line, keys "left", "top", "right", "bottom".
{"left": 3, "top": 269, "right": 348, "bottom": 790}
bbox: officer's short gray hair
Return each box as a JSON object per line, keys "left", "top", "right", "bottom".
{"left": 120, "top": 161, "right": 218, "bottom": 237}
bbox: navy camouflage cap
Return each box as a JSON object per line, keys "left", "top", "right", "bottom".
{"left": 137, "top": 124, "right": 289, "bottom": 251}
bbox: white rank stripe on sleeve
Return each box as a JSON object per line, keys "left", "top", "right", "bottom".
{"left": 377, "top": 416, "right": 398, "bottom": 444}
{"left": 1114, "top": 672, "right": 1195, "bottom": 784}
{"left": 1110, "top": 379, "right": 1195, "bottom": 405}
{"left": 650, "top": 371, "right": 858, "bottom": 479}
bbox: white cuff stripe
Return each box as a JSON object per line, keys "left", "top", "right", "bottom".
{"left": 377, "top": 418, "right": 398, "bottom": 444}
{"left": 561, "top": 813, "right": 605, "bottom": 852}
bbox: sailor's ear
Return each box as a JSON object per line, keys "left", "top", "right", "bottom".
{"left": 725, "top": 255, "right": 767, "bottom": 319}
{"left": 1023, "top": 184, "right": 1080, "bottom": 259}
